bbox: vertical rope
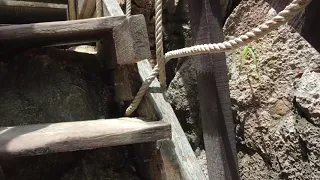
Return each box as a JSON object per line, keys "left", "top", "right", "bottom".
{"left": 68, "top": 0, "right": 77, "bottom": 20}
{"left": 155, "top": 0, "right": 166, "bottom": 88}
{"left": 126, "top": 0, "right": 131, "bottom": 17}
{"left": 96, "top": 0, "right": 103, "bottom": 17}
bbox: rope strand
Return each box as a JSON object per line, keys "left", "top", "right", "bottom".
{"left": 155, "top": 0, "right": 166, "bottom": 88}
{"left": 126, "top": 0, "right": 131, "bottom": 17}
{"left": 125, "top": 0, "right": 312, "bottom": 116}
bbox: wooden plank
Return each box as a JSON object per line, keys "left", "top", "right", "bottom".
{"left": 137, "top": 60, "right": 207, "bottom": 180}
{"left": 0, "top": 117, "right": 171, "bottom": 157}
{"left": 0, "top": 1, "right": 67, "bottom": 24}
{"left": 78, "top": 0, "right": 96, "bottom": 19}
{"left": 113, "top": 15, "right": 151, "bottom": 65}
{"left": 68, "top": 0, "right": 77, "bottom": 20}
{"left": 102, "top": 0, "right": 124, "bottom": 16}
{"left": 99, "top": 0, "right": 137, "bottom": 102}
{"left": 0, "top": 1, "right": 67, "bottom": 9}
{"left": 0, "top": 16, "right": 125, "bottom": 48}
{"left": 98, "top": 2, "right": 166, "bottom": 179}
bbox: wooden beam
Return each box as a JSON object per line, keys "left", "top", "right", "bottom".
{"left": 68, "top": 0, "right": 77, "bottom": 20}
{"left": 0, "top": 0, "right": 68, "bottom": 24}
{"left": 189, "top": 0, "right": 240, "bottom": 179}
{"left": 137, "top": 60, "right": 207, "bottom": 180}
{"left": 102, "top": 0, "right": 124, "bottom": 16}
{"left": 97, "top": 15, "right": 150, "bottom": 67}
{"left": 0, "top": 16, "right": 125, "bottom": 48}
{"left": 113, "top": 15, "right": 151, "bottom": 65}
{"left": 0, "top": 117, "right": 171, "bottom": 157}
{"left": 0, "top": 14, "right": 150, "bottom": 66}
{"left": 98, "top": 0, "right": 137, "bottom": 102}
{"left": 78, "top": 0, "right": 96, "bottom": 19}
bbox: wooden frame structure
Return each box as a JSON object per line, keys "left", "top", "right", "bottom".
{"left": 0, "top": 0, "right": 207, "bottom": 179}
{"left": 0, "top": 1, "right": 68, "bottom": 24}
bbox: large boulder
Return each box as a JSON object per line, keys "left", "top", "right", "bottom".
{"left": 293, "top": 71, "right": 320, "bottom": 126}
{"left": 224, "top": 0, "right": 320, "bottom": 179}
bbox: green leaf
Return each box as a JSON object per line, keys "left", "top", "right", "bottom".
{"left": 241, "top": 46, "right": 249, "bottom": 68}
{"left": 248, "top": 47, "right": 259, "bottom": 77}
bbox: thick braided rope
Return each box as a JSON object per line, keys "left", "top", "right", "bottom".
{"left": 68, "top": 0, "right": 77, "bottom": 20}
{"left": 126, "top": 0, "right": 131, "bottom": 17}
{"left": 125, "top": 0, "right": 312, "bottom": 116}
{"left": 155, "top": 0, "right": 166, "bottom": 88}
{"left": 96, "top": 0, "right": 103, "bottom": 17}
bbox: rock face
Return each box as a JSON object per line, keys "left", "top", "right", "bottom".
{"left": 0, "top": 48, "right": 139, "bottom": 180}
{"left": 294, "top": 71, "right": 320, "bottom": 126}
{"left": 166, "top": 58, "right": 202, "bottom": 150}
{"left": 224, "top": 0, "right": 320, "bottom": 179}
{"left": 166, "top": 0, "right": 320, "bottom": 179}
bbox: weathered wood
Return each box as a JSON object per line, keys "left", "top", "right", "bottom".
{"left": 68, "top": 0, "right": 77, "bottom": 20}
{"left": 0, "top": 117, "right": 171, "bottom": 157}
{"left": 113, "top": 15, "right": 151, "bottom": 66}
{"left": 0, "top": 14, "right": 150, "bottom": 66}
{"left": 137, "top": 60, "right": 207, "bottom": 180}
{"left": 0, "top": 0, "right": 67, "bottom": 24}
{"left": 188, "top": 0, "right": 239, "bottom": 179}
{"left": 78, "top": 0, "right": 96, "bottom": 19}
{"left": 103, "top": 0, "right": 124, "bottom": 16}
{"left": 0, "top": 16, "right": 125, "bottom": 48}
{"left": 99, "top": 0, "right": 138, "bottom": 103}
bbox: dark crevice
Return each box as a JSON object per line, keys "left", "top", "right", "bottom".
{"left": 298, "top": 136, "right": 310, "bottom": 162}
{"left": 292, "top": 97, "right": 320, "bottom": 128}
{"left": 237, "top": 142, "right": 273, "bottom": 168}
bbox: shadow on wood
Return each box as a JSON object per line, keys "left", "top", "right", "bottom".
{"left": 0, "top": 1, "right": 68, "bottom": 24}
{"left": 0, "top": 117, "right": 171, "bottom": 157}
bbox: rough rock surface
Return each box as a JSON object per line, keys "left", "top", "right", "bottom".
{"left": 293, "top": 71, "right": 320, "bottom": 126}
{"left": 224, "top": 0, "right": 320, "bottom": 179}
{"left": 166, "top": 58, "right": 202, "bottom": 150}
{"left": 0, "top": 48, "right": 139, "bottom": 180}
{"left": 165, "top": 0, "right": 320, "bottom": 179}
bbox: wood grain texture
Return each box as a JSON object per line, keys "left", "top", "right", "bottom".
{"left": 98, "top": 0, "right": 135, "bottom": 104}
{"left": 0, "top": 16, "right": 125, "bottom": 48}
{"left": 113, "top": 14, "right": 151, "bottom": 65}
{"left": 102, "top": 0, "right": 124, "bottom": 16}
{"left": 78, "top": 0, "right": 96, "bottom": 19}
{"left": 137, "top": 60, "right": 207, "bottom": 180}
{"left": 0, "top": 118, "right": 171, "bottom": 157}
{"left": 68, "top": 0, "right": 77, "bottom": 20}
{"left": 188, "top": 0, "right": 239, "bottom": 179}
{"left": 0, "top": 0, "right": 67, "bottom": 24}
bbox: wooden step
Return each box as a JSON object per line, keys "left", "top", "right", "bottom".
{"left": 0, "top": 1, "right": 68, "bottom": 24}
{"left": 0, "top": 14, "right": 151, "bottom": 65}
{"left": 0, "top": 117, "right": 171, "bottom": 156}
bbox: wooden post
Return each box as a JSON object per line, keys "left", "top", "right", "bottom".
{"left": 0, "top": 16, "right": 125, "bottom": 48}
{"left": 68, "top": 0, "right": 77, "bottom": 20}
{"left": 78, "top": 0, "right": 96, "bottom": 19}
{"left": 137, "top": 60, "right": 207, "bottom": 180}
{"left": 98, "top": 1, "right": 166, "bottom": 179}
{"left": 188, "top": 0, "right": 240, "bottom": 179}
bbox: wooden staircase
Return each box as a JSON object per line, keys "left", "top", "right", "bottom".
{"left": 0, "top": 0, "right": 207, "bottom": 179}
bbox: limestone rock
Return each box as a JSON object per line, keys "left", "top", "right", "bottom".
{"left": 166, "top": 58, "right": 202, "bottom": 149}
{"left": 294, "top": 71, "right": 320, "bottom": 126}
{"left": 224, "top": 0, "right": 320, "bottom": 179}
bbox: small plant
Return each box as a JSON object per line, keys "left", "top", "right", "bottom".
{"left": 240, "top": 45, "right": 260, "bottom": 77}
